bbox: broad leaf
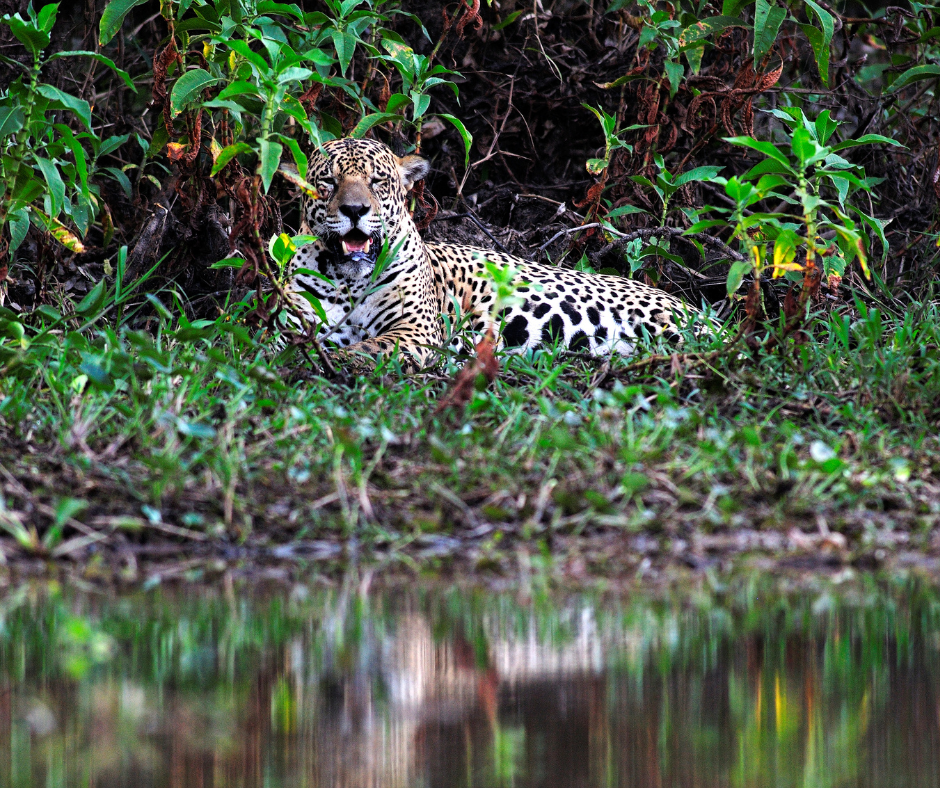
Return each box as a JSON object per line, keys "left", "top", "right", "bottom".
{"left": 888, "top": 64, "right": 940, "bottom": 92}
{"left": 799, "top": 22, "right": 830, "bottom": 86}
{"left": 99, "top": 0, "right": 147, "bottom": 45}
{"left": 0, "top": 106, "right": 24, "bottom": 138}
{"left": 36, "top": 84, "right": 92, "bottom": 130}
{"left": 607, "top": 205, "right": 649, "bottom": 219}
{"left": 350, "top": 112, "right": 403, "bottom": 138}
{"left": 210, "top": 142, "right": 253, "bottom": 176}
{"left": 831, "top": 134, "right": 906, "bottom": 151}
{"left": 438, "top": 114, "right": 473, "bottom": 168}
{"left": 170, "top": 69, "right": 219, "bottom": 117}
{"left": 218, "top": 80, "right": 262, "bottom": 100}
{"left": 258, "top": 138, "right": 283, "bottom": 194}
{"left": 726, "top": 259, "right": 752, "bottom": 294}
{"left": 674, "top": 165, "right": 723, "bottom": 187}
{"left": 220, "top": 38, "right": 270, "bottom": 74}
{"left": 75, "top": 279, "right": 107, "bottom": 316}
{"left": 724, "top": 135, "right": 793, "bottom": 168}
{"left": 278, "top": 135, "right": 308, "bottom": 181}
{"left": 46, "top": 51, "right": 135, "bottom": 90}
{"left": 35, "top": 157, "right": 65, "bottom": 217}
{"left": 753, "top": 0, "right": 786, "bottom": 66}
{"left": 678, "top": 15, "right": 744, "bottom": 47}
{"left": 8, "top": 210, "right": 29, "bottom": 253}
{"left": 3, "top": 15, "right": 50, "bottom": 54}
{"left": 664, "top": 59, "right": 684, "bottom": 97}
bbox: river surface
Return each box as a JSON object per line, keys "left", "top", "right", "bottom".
{"left": 0, "top": 574, "right": 938, "bottom": 787}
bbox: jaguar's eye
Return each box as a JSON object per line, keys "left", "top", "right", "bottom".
{"left": 320, "top": 177, "right": 336, "bottom": 190}
{"left": 370, "top": 176, "right": 385, "bottom": 187}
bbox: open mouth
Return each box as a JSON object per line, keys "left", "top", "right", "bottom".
{"left": 324, "top": 229, "right": 380, "bottom": 273}
{"left": 337, "top": 229, "right": 373, "bottom": 256}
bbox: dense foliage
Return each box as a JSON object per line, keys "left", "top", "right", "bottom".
{"left": 0, "top": 0, "right": 937, "bottom": 572}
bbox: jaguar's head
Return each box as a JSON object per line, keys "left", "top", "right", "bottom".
{"left": 303, "top": 138, "right": 429, "bottom": 276}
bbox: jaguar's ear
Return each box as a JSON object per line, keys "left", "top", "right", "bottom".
{"left": 398, "top": 154, "right": 430, "bottom": 191}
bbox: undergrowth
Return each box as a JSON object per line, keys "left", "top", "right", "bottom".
{"left": 1, "top": 295, "right": 938, "bottom": 574}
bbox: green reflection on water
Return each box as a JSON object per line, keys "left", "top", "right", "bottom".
{"left": 0, "top": 575, "right": 938, "bottom": 788}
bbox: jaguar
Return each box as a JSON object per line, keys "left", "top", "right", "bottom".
{"left": 289, "top": 137, "right": 701, "bottom": 368}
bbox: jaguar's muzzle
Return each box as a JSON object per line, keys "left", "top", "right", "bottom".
{"left": 323, "top": 228, "right": 381, "bottom": 276}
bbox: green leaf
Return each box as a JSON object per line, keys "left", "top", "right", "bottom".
{"left": 607, "top": 205, "right": 649, "bottom": 219}
{"left": 258, "top": 138, "right": 283, "bottom": 193}
{"left": 803, "top": 0, "right": 834, "bottom": 71}
{"left": 827, "top": 174, "right": 850, "bottom": 206}
{"left": 411, "top": 91, "right": 431, "bottom": 121}
{"left": 220, "top": 38, "right": 270, "bottom": 74}
{"left": 36, "top": 3, "right": 58, "bottom": 33}
{"left": 639, "top": 243, "right": 685, "bottom": 266}
{"left": 586, "top": 157, "right": 609, "bottom": 175}
{"left": 772, "top": 228, "right": 799, "bottom": 272}
{"left": 36, "top": 84, "right": 92, "bottom": 131}
{"left": 3, "top": 15, "right": 50, "bottom": 55}
{"left": 331, "top": 29, "right": 356, "bottom": 75}
{"left": 685, "top": 44, "right": 704, "bottom": 74}
{"left": 743, "top": 157, "right": 790, "bottom": 179}
{"left": 276, "top": 66, "right": 314, "bottom": 84}
{"left": 103, "top": 167, "right": 132, "bottom": 199}
{"left": 726, "top": 259, "right": 751, "bottom": 294}
{"left": 888, "top": 64, "right": 940, "bottom": 92}
{"left": 8, "top": 210, "right": 29, "bottom": 252}
{"left": 684, "top": 219, "right": 728, "bottom": 233}
{"left": 674, "top": 165, "right": 723, "bottom": 187}
{"left": 851, "top": 207, "right": 890, "bottom": 264}
{"left": 35, "top": 157, "right": 65, "bottom": 217}
{"left": 218, "top": 80, "right": 261, "bottom": 100}
{"left": 664, "top": 59, "right": 684, "bottom": 97}
{"left": 722, "top": 0, "right": 752, "bottom": 16}
{"left": 210, "top": 141, "right": 254, "bottom": 176}
{"left": 350, "top": 112, "right": 403, "bottom": 138}
{"left": 678, "top": 16, "right": 744, "bottom": 47}
{"left": 0, "top": 106, "right": 24, "bottom": 138}
{"left": 257, "top": 1, "right": 304, "bottom": 20}
{"left": 278, "top": 135, "right": 308, "bottom": 180}
{"left": 595, "top": 72, "right": 650, "bottom": 89}
{"left": 492, "top": 10, "right": 524, "bottom": 30}
{"left": 831, "top": 134, "right": 905, "bottom": 151}
{"left": 98, "top": 0, "right": 148, "bottom": 46}
{"left": 298, "top": 290, "right": 329, "bottom": 324}
{"left": 99, "top": 134, "right": 130, "bottom": 158}
{"left": 790, "top": 126, "right": 816, "bottom": 166}
{"left": 45, "top": 51, "right": 135, "bottom": 90}
{"left": 146, "top": 125, "right": 169, "bottom": 158}
{"left": 753, "top": 0, "right": 786, "bottom": 67}
{"left": 54, "top": 497, "right": 88, "bottom": 528}
{"left": 799, "top": 22, "right": 830, "bottom": 87}
{"left": 814, "top": 109, "right": 839, "bottom": 145}
{"left": 724, "top": 135, "right": 793, "bottom": 168}
{"left": 170, "top": 69, "right": 219, "bottom": 117}
{"left": 75, "top": 279, "right": 108, "bottom": 317}
{"left": 211, "top": 256, "right": 247, "bottom": 269}
{"left": 54, "top": 124, "right": 89, "bottom": 197}
{"left": 438, "top": 114, "right": 473, "bottom": 168}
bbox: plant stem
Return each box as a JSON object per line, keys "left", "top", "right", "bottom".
{"left": 1, "top": 54, "right": 42, "bottom": 228}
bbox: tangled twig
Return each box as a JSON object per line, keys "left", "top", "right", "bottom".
{"left": 592, "top": 227, "right": 746, "bottom": 266}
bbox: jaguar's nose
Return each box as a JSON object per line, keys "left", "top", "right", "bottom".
{"left": 339, "top": 202, "right": 370, "bottom": 222}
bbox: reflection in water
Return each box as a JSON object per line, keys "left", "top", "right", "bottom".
{"left": 0, "top": 578, "right": 939, "bottom": 787}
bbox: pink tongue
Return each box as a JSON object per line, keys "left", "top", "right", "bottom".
{"left": 345, "top": 236, "right": 368, "bottom": 252}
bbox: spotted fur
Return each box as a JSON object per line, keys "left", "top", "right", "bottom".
{"left": 290, "top": 138, "right": 699, "bottom": 367}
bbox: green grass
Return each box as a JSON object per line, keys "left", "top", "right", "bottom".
{"left": 1, "top": 293, "right": 939, "bottom": 576}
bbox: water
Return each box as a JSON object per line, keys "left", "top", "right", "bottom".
{"left": 1, "top": 576, "right": 939, "bottom": 787}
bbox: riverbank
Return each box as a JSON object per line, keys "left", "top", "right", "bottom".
{"left": 2, "top": 300, "right": 938, "bottom": 586}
